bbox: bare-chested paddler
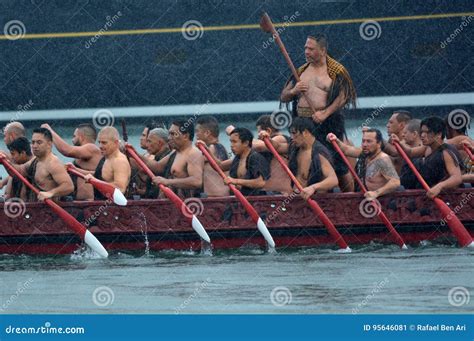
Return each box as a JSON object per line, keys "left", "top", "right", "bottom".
{"left": 0, "top": 128, "right": 74, "bottom": 201}
{"left": 280, "top": 34, "right": 357, "bottom": 192}
{"left": 136, "top": 120, "right": 204, "bottom": 198}
{"left": 41, "top": 123, "right": 101, "bottom": 200}
{"left": 0, "top": 122, "right": 26, "bottom": 190}
{"left": 328, "top": 128, "right": 400, "bottom": 201}
{"left": 80, "top": 126, "right": 131, "bottom": 200}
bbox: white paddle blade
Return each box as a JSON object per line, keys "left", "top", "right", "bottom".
{"left": 257, "top": 218, "right": 275, "bottom": 248}
{"left": 112, "top": 188, "right": 128, "bottom": 206}
{"left": 192, "top": 215, "right": 211, "bottom": 243}
{"left": 84, "top": 230, "right": 109, "bottom": 258}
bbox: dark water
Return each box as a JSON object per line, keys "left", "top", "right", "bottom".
{"left": 0, "top": 243, "right": 472, "bottom": 314}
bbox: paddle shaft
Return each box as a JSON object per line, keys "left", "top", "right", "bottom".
{"left": 330, "top": 139, "right": 407, "bottom": 248}
{"left": 261, "top": 13, "right": 318, "bottom": 114}
{"left": 463, "top": 144, "right": 474, "bottom": 161}
{"left": 67, "top": 166, "right": 116, "bottom": 201}
{"left": 262, "top": 138, "right": 349, "bottom": 250}
{"left": 393, "top": 141, "right": 473, "bottom": 247}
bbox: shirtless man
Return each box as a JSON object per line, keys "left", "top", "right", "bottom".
{"left": 391, "top": 116, "right": 463, "bottom": 198}
{"left": 402, "top": 119, "right": 422, "bottom": 148}
{"left": 41, "top": 123, "right": 101, "bottom": 200}
{"left": 128, "top": 126, "right": 156, "bottom": 197}
{"left": 328, "top": 128, "right": 400, "bottom": 200}
{"left": 4, "top": 137, "right": 33, "bottom": 200}
{"left": 383, "top": 110, "right": 412, "bottom": 173}
{"left": 0, "top": 122, "right": 26, "bottom": 190}
{"left": 138, "top": 120, "right": 203, "bottom": 198}
{"left": 80, "top": 127, "right": 131, "bottom": 199}
{"left": 195, "top": 115, "right": 230, "bottom": 197}
{"left": 280, "top": 34, "right": 357, "bottom": 192}
{"left": 287, "top": 118, "right": 338, "bottom": 200}
{"left": 225, "top": 128, "right": 270, "bottom": 196}
{"left": 0, "top": 128, "right": 74, "bottom": 201}
{"left": 142, "top": 128, "right": 170, "bottom": 198}
{"left": 252, "top": 115, "right": 292, "bottom": 194}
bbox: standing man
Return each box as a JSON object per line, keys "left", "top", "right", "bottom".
{"left": 0, "top": 128, "right": 74, "bottom": 201}
{"left": 41, "top": 123, "right": 101, "bottom": 200}
{"left": 280, "top": 34, "right": 357, "bottom": 192}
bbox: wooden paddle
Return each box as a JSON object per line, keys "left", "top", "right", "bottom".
{"left": 260, "top": 12, "right": 318, "bottom": 115}
{"left": 463, "top": 144, "right": 474, "bottom": 161}
{"left": 262, "top": 138, "right": 350, "bottom": 251}
{"left": 393, "top": 141, "right": 473, "bottom": 248}
{"left": 121, "top": 120, "right": 210, "bottom": 243}
{"left": 196, "top": 142, "right": 275, "bottom": 248}
{"left": 329, "top": 136, "right": 407, "bottom": 249}
{"left": 66, "top": 165, "right": 127, "bottom": 206}
{"left": 0, "top": 157, "right": 109, "bottom": 258}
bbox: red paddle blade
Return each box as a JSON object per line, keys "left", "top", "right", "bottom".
{"left": 435, "top": 198, "right": 473, "bottom": 248}
{"left": 260, "top": 12, "right": 273, "bottom": 33}
{"left": 46, "top": 199, "right": 109, "bottom": 257}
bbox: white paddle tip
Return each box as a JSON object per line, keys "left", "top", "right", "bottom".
{"left": 337, "top": 247, "right": 352, "bottom": 253}
{"left": 84, "top": 230, "right": 109, "bottom": 258}
{"left": 192, "top": 215, "right": 211, "bottom": 243}
{"left": 257, "top": 218, "right": 276, "bottom": 248}
{"left": 401, "top": 244, "right": 408, "bottom": 250}
{"left": 113, "top": 189, "right": 128, "bottom": 206}
{"left": 466, "top": 241, "right": 474, "bottom": 249}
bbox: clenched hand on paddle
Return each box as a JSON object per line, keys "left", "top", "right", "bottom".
{"left": 0, "top": 154, "right": 109, "bottom": 258}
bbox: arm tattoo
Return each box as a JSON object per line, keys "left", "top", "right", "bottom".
{"left": 372, "top": 158, "right": 399, "bottom": 179}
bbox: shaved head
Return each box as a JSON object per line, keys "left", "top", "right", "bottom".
{"left": 98, "top": 126, "right": 120, "bottom": 141}
{"left": 4, "top": 121, "right": 25, "bottom": 137}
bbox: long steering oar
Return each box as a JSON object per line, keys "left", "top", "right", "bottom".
{"left": 67, "top": 165, "right": 127, "bottom": 206}
{"left": 262, "top": 138, "right": 350, "bottom": 251}
{"left": 0, "top": 157, "right": 109, "bottom": 257}
{"left": 121, "top": 120, "right": 210, "bottom": 243}
{"left": 463, "top": 144, "right": 474, "bottom": 161}
{"left": 260, "top": 12, "right": 318, "bottom": 114}
{"left": 329, "top": 136, "right": 407, "bottom": 249}
{"left": 393, "top": 141, "right": 473, "bottom": 248}
{"left": 196, "top": 142, "right": 275, "bottom": 248}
